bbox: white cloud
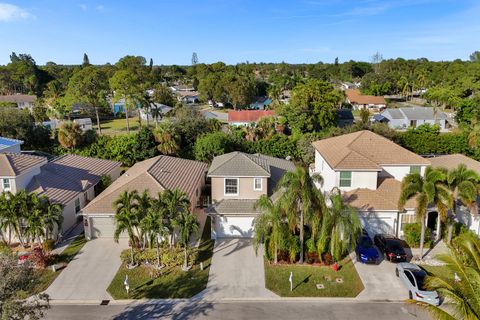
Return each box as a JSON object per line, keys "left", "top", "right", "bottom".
{"left": 0, "top": 3, "right": 33, "bottom": 22}
{"left": 79, "top": 4, "right": 87, "bottom": 11}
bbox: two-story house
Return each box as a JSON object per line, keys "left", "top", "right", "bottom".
{"left": 208, "top": 152, "right": 295, "bottom": 239}
{"left": 311, "top": 130, "right": 431, "bottom": 237}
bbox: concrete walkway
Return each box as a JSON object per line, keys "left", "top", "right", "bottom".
{"left": 198, "top": 239, "right": 277, "bottom": 299}
{"left": 46, "top": 238, "right": 128, "bottom": 301}
{"left": 51, "top": 223, "right": 84, "bottom": 256}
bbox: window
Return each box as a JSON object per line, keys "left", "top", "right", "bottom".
{"left": 74, "top": 198, "right": 81, "bottom": 213}
{"left": 224, "top": 178, "right": 239, "bottom": 195}
{"left": 254, "top": 178, "right": 262, "bottom": 191}
{"left": 339, "top": 171, "right": 352, "bottom": 187}
{"left": 405, "top": 271, "right": 416, "bottom": 286}
{"left": 2, "top": 178, "right": 10, "bottom": 190}
{"left": 410, "top": 166, "right": 421, "bottom": 174}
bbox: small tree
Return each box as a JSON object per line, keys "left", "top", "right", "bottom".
{"left": 153, "top": 120, "right": 180, "bottom": 155}
{"left": 175, "top": 209, "right": 198, "bottom": 270}
{"left": 162, "top": 189, "right": 191, "bottom": 247}
{"left": 140, "top": 204, "right": 168, "bottom": 268}
{"left": 57, "top": 121, "right": 83, "bottom": 149}
{"left": 113, "top": 190, "right": 140, "bottom": 266}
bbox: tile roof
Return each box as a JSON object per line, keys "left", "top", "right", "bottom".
{"left": 0, "top": 137, "right": 23, "bottom": 151}
{"left": 208, "top": 152, "right": 271, "bottom": 177}
{"left": 210, "top": 199, "right": 261, "bottom": 215}
{"left": 0, "top": 153, "right": 46, "bottom": 176}
{"left": 345, "top": 89, "right": 385, "bottom": 105}
{"left": 228, "top": 110, "right": 275, "bottom": 123}
{"left": 26, "top": 154, "right": 121, "bottom": 206}
{"left": 428, "top": 154, "right": 480, "bottom": 173}
{"left": 343, "top": 178, "right": 416, "bottom": 211}
{"left": 0, "top": 94, "right": 36, "bottom": 103}
{"left": 312, "top": 130, "right": 430, "bottom": 170}
{"left": 82, "top": 156, "right": 207, "bottom": 214}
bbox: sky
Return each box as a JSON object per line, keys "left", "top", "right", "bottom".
{"left": 0, "top": 0, "right": 479, "bottom": 65}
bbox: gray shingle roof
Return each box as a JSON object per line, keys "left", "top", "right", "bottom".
{"left": 385, "top": 109, "right": 404, "bottom": 119}
{"left": 208, "top": 152, "right": 271, "bottom": 177}
{"left": 382, "top": 106, "right": 447, "bottom": 121}
{"left": 210, "top": 199, "right": 261, "bottom": 214}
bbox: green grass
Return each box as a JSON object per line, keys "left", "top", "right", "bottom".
{"left": 264, "top": 257, "right": 364, "bottom": 297}
{"left": 100, "top": 117, "right": 141, "bottom": 135}
{"left": 107, "top": 217, "right": 214, "bottom": 299}
{"left": 421, "top": 265, "right": 454, "bottom": 281}
{"left": 352, "top": 109, "right": 361, "bottom": 117}
{"left": 28, "top": 233, "right": 87, "bottom": 295}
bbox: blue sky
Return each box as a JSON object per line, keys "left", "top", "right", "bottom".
{"left": 0, "top": 0, "right": 479, "bottom": 65}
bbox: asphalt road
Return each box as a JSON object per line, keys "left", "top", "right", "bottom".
{"left": 45, "top": 301, "right": 430, "bottom": 320}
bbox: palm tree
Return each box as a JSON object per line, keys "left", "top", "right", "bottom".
{"left": 153, "top": 120, "right": 180, "bottom": 155}
{"left": 253, "top": 195, "right": 287, "bottom": 264}
{"left": 24, "top": 195, "right": 46, "bottom": 245}
{"left": 277, "top": 166, "right": 324, "bottom": 264}
{"left": 207, "top": 118, "right": 222, "bottom": 132}
{"left": 175, "top": 209, "right": 198, "bottom": 270}
{"left": 411, "top": 233, "right": 480, "bottom": 320}
{"left": 446, "top": 164, "right": 479, "bottom": 243}
{"left": 58, "top": 121, "right": 83, "bottom": 149}
{"left": 467, "top": 119, "right": 480, "bottom": 149}
{"left": 0, "top": 191, "right": 27, "bottom": 245}
{"left": 135, "top": 190, "right": 151, "bottom": 246}
{"left": 140, "top": 205, "right": 168, "bottom": 268}
{"left": 399, "top": 167, "right": 451, "bottom": 258}
{"left": 113, "top": 190, "right": 140, "bottom": 266}
{"left": 162, "top": 189, "right": 191, "bottom": 247}
{"left": 317, "top": 190, "right": 362, "bottom": 262}
{"left": 41, "top": 198, "right": 63, "bottom": 240}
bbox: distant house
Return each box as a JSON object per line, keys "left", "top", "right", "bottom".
{"left": 345, "top": 89, "right": 386, "bottom": 112}
{"left": 0, "top": 94, "right": 37, "bottom": 111}
{"left": 170, "top": 85, "right": 195, "bottom": 92}
{"left": 336, "top": 109, "right": 354, "bottom": 127}
{"left": 377, "top": 106, "right": 448, "bottom": 130}
{"left": 139, "top": 103, "right": 172, "bottom": 122}
{"left": 249, "top": 97, "right": 272, "bottom": 110}
{"left": 110, "top": 98, "right": 140, "bottom": 117}
{"left": 0, "top": 137, "right": 23, "bottom": 153}
{"left": 228, "top": 110, "right": 275, "bottom": 126}
{"left": 175, "top": 91, "right": 200, "bottom": 104}
{"left": 73, "top": 118, "right": 93, "bottom": 131}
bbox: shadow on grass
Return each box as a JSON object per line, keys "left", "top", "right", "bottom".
{"left": 293, "top": 274, "right": 312, "bottom": 291}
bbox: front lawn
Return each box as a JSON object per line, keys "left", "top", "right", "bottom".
{"left": 107, "top": 217, "right": 214, "bottom": 299}
{"left": 100, "top": 117, "right": 141, "bottom": 135}
{"left": 264, "top": 257, "right": 364, "bottom": 297}
{"left": 28, "top": 233, "right": 87, "bottom": 296}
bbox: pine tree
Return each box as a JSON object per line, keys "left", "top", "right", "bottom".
{"left": 191, "top": 52, "right": 198, "bottom": 65}
{"left": 82, "top": 53, "right": 90, "bottom": 66}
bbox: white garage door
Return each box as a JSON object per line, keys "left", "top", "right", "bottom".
{"left": 360, "top": 215, "right": 395, "bottom": 237}
{"left": 90, "top": 217, "right": 126, "bottom": 238}
{"left": 214, "top": 216, "right": 254, "bottom": 238}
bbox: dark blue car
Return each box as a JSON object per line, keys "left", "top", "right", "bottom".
{"left": 356, "top": 233, "right": 379, "bottom": 264}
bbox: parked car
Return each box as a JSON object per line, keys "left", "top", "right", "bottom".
{"left": 356, "top": 232, "right": 379, "bottom": 264}
{"left": 396, "top": 263, "right": 440, "bottom": 306}
{"left": 374, "top": 234, "right": 408, "bottom": 262}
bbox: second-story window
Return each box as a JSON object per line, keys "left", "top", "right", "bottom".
{"left": 74, "top": 198, "right": 81, "bottom": 213}
{"left": 410, "top": 166, "right": 421, "bottom": 174}
{"left": 2, "top": 178, "right": 10, "bottom": 190}
{"left": 254, "top": 178, "right": 262, "bottom": 191}
{"left": 224, "top": 178, "right": 239, "bottom": 196}
{"left": 339, "top": 171, "right": 352, "bottom": 187}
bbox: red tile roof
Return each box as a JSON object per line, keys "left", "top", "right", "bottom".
{"left": 346, "top": 89, "right": 385, "bottom": 105}
{"left": 228, "top": 110, "right": 275, "bottom": 123}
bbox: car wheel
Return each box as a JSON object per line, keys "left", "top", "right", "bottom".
{"left": 395, "top": 268, "right": 399, "bottom": 277}
{"left": 409, "top": 291, "right": 413, "bottom": 300}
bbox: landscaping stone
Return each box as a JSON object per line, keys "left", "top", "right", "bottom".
{"left": 335, "top": 277, "right": 344, "bottom": 283}
{"left": 316, "top": 284, "right": 325, "bottom": 290}
{"left": 324, "top": 275, "right": 332, "bottom": 282}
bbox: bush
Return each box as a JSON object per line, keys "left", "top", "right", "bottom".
{"left": 403, "top": 223, "right": 432, "bottom": 248}
{"left": 42, "top": 239, "right": 55, "bottom": 252}
{"left": 0, "top": 241, "right": 12, "bottom": 254}
{"left": 120, "top": 246, "right": 198, "bottom": 267}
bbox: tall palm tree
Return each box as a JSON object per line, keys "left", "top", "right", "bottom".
{"left": 153, "top": 120, "right": 180, "bottom": 155}
{"left": 175, "top": 209, "right": 198, "bottom": 270}
{"left": 41, "top": 198, "right": 63, "bottom": 240}
{"left": 411, "top": 233, "right": 480, "bottom": 320}
{"left": 162, "top": 189, "right": 191, "bottom": 247}
{"left": 24, "top": 195, "right": 46, "bottom": 245}
{"left": 446, "top": 164, "right": 479, "bottom": 243}
{"left": 135, "top": 190, "right": 151, "bottom": 245}
{"left": 317, "top": 190, "right": 362, "bottom": 262}
{"left": 140, "top": 205, "right": 168, "bottom": 268}
{"left": 0, "top": 192, "right": 16, "bottom": 244}
{"left": 253, "top": 195, "right": 287, "bottom": 264}
{"left": 58, "top": 121, "right": 83, "bottom": 150}
{"left": 399, "top": 167, "right": 451, "bottom": 258}
{"left": 277, "top": 166, "right": 324, "bottom": 264}
{"left": 113, "top": 190, "right": 140, "bottom": 266}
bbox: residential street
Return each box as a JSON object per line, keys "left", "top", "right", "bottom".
{"left": 45, "top": 301, "right": 430, "bottom": 320}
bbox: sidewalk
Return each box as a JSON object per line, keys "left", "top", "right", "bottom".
{"left": 51, "top": 223, "right": 84, "bottom": 255}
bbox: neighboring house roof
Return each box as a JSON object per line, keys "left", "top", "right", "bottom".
{"left": 0, "top": 153, "right": 46, "bottom": 176}
{"left": 228, "top": 110, "right": 275, "bottom": 123}
{"left": 382, "top": 106, "right": 447, "bottom": 121}
{"left": 345, "top": 89, "right": 385, "bottom": 105}
{"left": 82, "top": 156, "right": 207, "bottom": 214}
{"left": 344, "top": 178, "right": 416, "bottom": 211}
{"left": 208, "top": 152, "right": 271, "bottom": 177}
{"left": 0, "top": 94, "right": 37, "bottom": 103}
{"left": 210, "top": 199, "right": 261, "bottom": 215}
{"left": 429, "top": 154, "right": 480, "bottom": 173}
{"left": 176, "top": 91, "right": 199, "bottom": 97}
{"left": 73, "top": 118, "right": 92, "bottom": 125}
{"left": 312, "top": 130, "right": 430, "bottom": 170}
{"left": 0, "top": 137, "right": 23, "bottom": 152}
{"left": 26, "top": 154, "right": 121, "bottom": 206}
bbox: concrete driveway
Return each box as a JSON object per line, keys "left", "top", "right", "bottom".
{"left": 200, "top": 238, "right": 277, "bottom": 299}
{"left": 354, "top": 256, "right": 406, "bottom": 301}
{"left": 45, "top": 238, "right": 128, "bottom": 301}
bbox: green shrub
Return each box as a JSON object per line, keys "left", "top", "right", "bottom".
{"left": 120, "top": 246, "right": 198, "bottom": 267}
{"left": 0, "top": 241, "right": 12, "bottom": 254}
{"left": 42, "top": 239, "right": 55, "bottom": 252}
{"left": 403, "top": 223, "right": 432, "bottom": 248}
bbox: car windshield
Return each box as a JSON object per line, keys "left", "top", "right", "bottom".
{"left": 412, "top": 270, "right": 428, "bottom": 291}
{"left": 387, "top": 241, "right": 403, "bottom": 252}
{"left": 359, "top": 236, "right": 373, "bottom": 247}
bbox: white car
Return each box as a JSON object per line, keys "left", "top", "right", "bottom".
{"left": 396, "top": 263, "right": 440, "bottom": 306}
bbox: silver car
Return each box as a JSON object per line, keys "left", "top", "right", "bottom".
{"left": 396, "top": 262, "right": 440, "bottom": 306}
